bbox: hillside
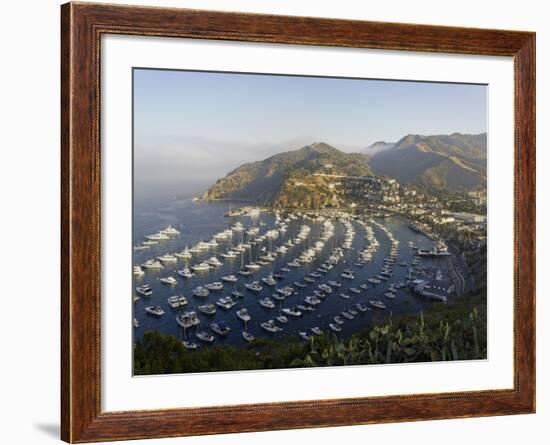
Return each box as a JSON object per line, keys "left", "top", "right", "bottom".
{"left": 363, "top": 140, "right": 395, "bottom": 156}
{"left": 369, "top": 133, "right": 487, "bottom": 191}
{"left": 202, "top": 142, "right": 372, "bottom": 206}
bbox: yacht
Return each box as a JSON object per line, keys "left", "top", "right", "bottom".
{"left": 160, "top": 225, "right": 180, "bottom": 236}
{"left": 261, "top": 320, "right": 282, "bottom": 333}
{"left": 261, "top": 275, "right": 277, "bottom": 286}
{"left": 191, "top": 262, "right": 211, "bottom": 272}
{"left": 341, "top": 272, "right": 355, "bottom": 280}
{"left": 333, "top": 315, "right": 344, "bottom": 325}
{"left": 245, "top": 281, "right": 263, "bottom": 292}
{"left": 221, "top": 274, "right": 238, "bottom": 283}
{"left": 198, "top": 304, "right": 216, "bottom": 315}
{"left": 238, "top": 268, "right": 253, "bottom": 276}
{"left": 145, "top": 306, "right": 164, "bottom": 316}
{"left": 294, "top": 281, "right": 307, "bottom": 288}
{"left": 176, "top": 311, "right": 201, "bottom": 329}
{"left": 210, "top": 322, "right": 231, "bottom": 336}
{"left": 157, "top": 254, "right": 178, "bottom": 263}
{"left": 196, "top": 331, "right": 215, "bottom": 343}
{"left": 174, "top": 249, "right": 192, "bottom": 260}
{"left": 140, "top": 259, "right": 164, "bottom": 270}
{"left": 167, "top": 295, "right": 187, "bottom": 308}
{"left": 160, "top": 276, "right": 177, "bottom": 285}
{"left": 259, "top": 297, "right": 275, "bottom": 309}
{"left": 368, "top": 277, "right": 381, "bottom": 284}
{"left": 220, "top": 251, "right": 238, "bottom": 259}
{"left": 350, "top": 287, "right": 361, "bottom": 294}
{"left": 242, "top": 331, "right": 255, "bottom": 342}
{"left": 133, "top": 266, "right": 145, "bottom": 276}
{"left": 369, "top": 300, "right": 387, "bottom": 310}
{"left": 182, "top": 341, "right": 199, "bottom": 350}
{"left": 328, "top": 280, "right": 341, "bottom": 288}
{"left": 348, "top": 308, "right": 358, "bottom": 316}
{"left": 231, "top": 290, "right": 245, "bottom": 298}
{"left": 245, "top": 263, "right": 261, "bottom": 271}
{"left": 136, "top": 284, "right": 152, "bottom": 296}
{"left": 281, "top": 307, "right": 302, "bottom": 317}
{"left": 142, "top": 240, "right": 158, "bottom": 246}
{"left": 205, "top": 282, "right": 224, "bottom": 291}
{"left": 355, "top": 303, "right": 368, "bottom": 312}
{"left": 276, "top": 315, "right": 288, "bottom": 324}
{"left": 145, "top": 232, "right": 170, "bottom": 241}
{"left": 342, "top": 311, "right": 354, "bottom": 320}
{"left": 287, "top": 260, "right": 300, "bottom": 268}
{"left": 339, "top": 293, "right": 350, "bottom": 300}
{"left": 193, "top": 286, "right": 209, "bottom": 298}
{"left": 385, "top": 292, "right": 396, "bottom": 299}
{"left": 329, "top": 323, "right": 342, "bottom": 333}
{"left": 298, "top": 331, "right": 310, "bottom": 341}
{"left": 216, "top": 297, "right": 237, "bottom": 310}
{"left": 311, "top": 326, "right": 323, "bottom": 335}
{"left": 177, "top": 267, "right": 194, "bottom": 279}
{"left": 303, "top": 277, "right": 315, "bottom": 284}
{"left": 237, "top": 308, "right": 251, "bottom": 322}
{"left": 207, "top": 256, "right": 223, "bottom": 267}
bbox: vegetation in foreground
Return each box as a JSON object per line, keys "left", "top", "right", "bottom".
{"left": 134, "top": 291, "right": 486, "bottom": 375}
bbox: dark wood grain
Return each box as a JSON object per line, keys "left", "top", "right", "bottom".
{"left": 60, "top": 2, "right": 536, "bottom": 442}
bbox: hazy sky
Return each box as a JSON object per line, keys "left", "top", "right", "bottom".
{"left": 133, "top": 68, "right": 487, "bottom": 197}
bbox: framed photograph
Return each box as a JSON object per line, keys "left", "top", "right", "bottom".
{"left": 61, "top": 2, "right": 535, "bottom": 442}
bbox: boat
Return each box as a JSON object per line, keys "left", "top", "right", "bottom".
{"left": 160, "top": 225, "right": 180, "bottom": 236}
{"left": 259, "top": 297, "right": 275, "bottom": 309}
{"left": 207, "top": 256, "right": 223, "bottom": 267}
{"left": 333, "top": 315, "right": 344, "bottom": 325}
{"left": 216, "top": 297, "right": 237, "bottom": 310}
{"left": 341, "top": 272, "right": 355, "bottom": 280}
{"left": 294, "top": 281, "right": 307, "bottom": 288}
{"left": 191, "top": 262, "right": 211, "bottom": 272}
{"left": 339, "top": 293, "right": 350, "bottom": 300}
{"left": 281, "top": 307, "right": 302, "bottom": 317}
{"left": 182, "top": 341, "right": 199, "bottom": 350}
{"left": 133, "top": 318, "right": 139, "bottom": 328}
{"left": 174, "top": 249, "right": 192, "bottom": 259}
{"left": 145, "top": 306, "right": 164, "bottom": 316}
{"left": 350, "top": 287, "right": 361, "bottom": 294}
{"left": 145, "top": 232, "right": 170, "bottom": 241}
{"left": 237, "top": 269, "right": 253, "bottom": 276}
{"left": 341, "top": 311, "right": 354, "bottom": 320}
{"left": 136, "top": 284, "right": 153, "bottom": 296}
{"left": 160, "top": 276, "right": 177, "bottom": 285}
{"left": 245, "top": 263, "right": 261, "bottom": 271}
{"left": 237, "top": 308, "right": 251, "bottom": 322}
{"left": 328, "top": 280, "right": 341, "bottom": 288}
{"left": 242, "top": 331, "right": 255, "bottom": 342}
{"left": 210, "top": 322, "right": 231, "bottom": 336}
{"left": 261, "top": 320, "right": 282, "bottom": 333}
{"left": 368, "top": 278, "right": 381, "bottom": 284}
{"left": 261, "top": 275, "right": 277, "bottom": 286}
{"left": 157, "top": 254, "right": 178, "bottom": 263}
{"left": 231, "top": 290, "right": 245, "bottom": 298}
{"left": 205, "top": 281, "right": 224, "bottom": 291}
{"left": 177, "top": 267, "right": 194, "bottom": 278}
{"left": 245, "top": 281, "right": 263, "bottom": 292}
{"left": 220, "top": 251, "right": 238, "bottom": 259}
{"left": 311, "top": 327, "right": 323, "bottom": 335}
{"left": 176, "top": 311, "right": 201, "bottom": 328}
{"left": 384, "top": 292, "right": 396, "bottom": 299}
{"left": 133, "top": 266, "right": 145, "bottom": 276}
{"left": 221, "top": 274, "right": 238, "bottom": 283}
{"left": 329, "top": 323, "right": 342, "bottom": 333}
{"left": 193, "top": 286, "right": 209, "bottom": 297}
{"left": 276, "top": 315, "right": 288, "bottom": 324}
{"left": 369, "top": 300, "right": 387, "bottom": 309}
{"left": 198, "top": 304, "right": 216, "bottom": 315}
{"left": 303, "top": 277, "right": 315, "bottom": 284}
{"left": 298, "top": 331, "right": 310, "bottom": 341}
{"left": 167, "top": 295, "right": 187, "bottom": 308}
{"left": 140, "top": 259, "right": 164, "bottom": 270}
{"left": 196, "top": 331, "right": 215, "bottom": 343}
{"left": 348, "top": 308, "right": 358, "bottom": 316}
{"left": 355, "top": 303, "right": 368, "bottom": 312}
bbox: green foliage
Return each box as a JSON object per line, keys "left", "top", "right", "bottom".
{"left": 134, "top": 292, "right": 487, "bottom": 375}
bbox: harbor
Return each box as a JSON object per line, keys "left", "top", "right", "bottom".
{"left": 133, "top": 199, "right": 467, "bottom": 350}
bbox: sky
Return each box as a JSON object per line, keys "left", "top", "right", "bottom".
{"left": 133, "top": 68, "right": 487, "bottom": 198}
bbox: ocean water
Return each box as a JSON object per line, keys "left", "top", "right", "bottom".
{"left": 132, "top": 197, "right": 456, "bottom": 348}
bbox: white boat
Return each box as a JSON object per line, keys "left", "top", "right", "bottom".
{"left": 333, "top": 315, "right": 344, "bottom": 325}
{"left": 329, "top": 323, "right": 342, "bottom": 333}
{"left": 205, "top": 281, "right": 224, "bottom": 291}
{"left": 182, "top": 341, "right": 199, "bottom": 350}
{"left": 207, "top": 256, "right": 223, "bottom": 267}
{"left": 231, "top": 290, "right": 245, "bottom": 298}
{"left": 356, "top": 303, "right": 368, "bottom": 312}
{"left": 237, "top": 308, "right": 251, "bottom": 322}
{"left": 342, "top": 311, "right": 354, "bottom": 320}
{"left": 276, "top": 315, "right": 288, "bottom": 324}
{"left": 160, "top": 276, "right": 177, "bottom": 285}
{"left": 177, "top": 267, "right": 194, "bottom": 278}
{"left": 196, "top": 331, "right": 215, "bottom": 343}
{"left": 245, "top": 263, "right": 261, "bottom": 271}
{"left": 298, "top": 331, "right": 310, "bottom": 341}
{"left": 282, "top": 307, "right": 301, "bottom": 317}
{"left": 193, "top": 286, "right": 209, "bottom": 297}
{"left": 136, "top": 284, "right": 152, "bottom": 296}
{"left": 133, "top": 318, "right": 139, "bottom": 328}
{"left": 259, "top": 297, "right": 275, "bottom": 309}
{"left": 160, "top": 225, "right": 180, "bottom": 236}
{"left": 176, "top": 311, "right": 201, "bottom": 328}
{"left": 261, "top": 275, "right": 277, "bottom": 286}
{"left": 140, "top": 259, "right": 164, "bottom": 270}
{"left": 198, "top": 304, "right": 216, "bottom": 315}
{"left": 245, "top": 281, "right": 263, "bottom": 292}
{"left": 133, "top": 266, "right": 145, "bottom": 276}
{"left": 221, "top": 274, "right": 238, "bottom": 283}
{"left": 210, "top": 322, "right": 231, "bottom": 336}
{"left": 145, "top": 306, "right": 164, "bottom": 316}
{"left": 157, "top": 254, "right": 178, "bottom": 264}
{"left": 220, "top": 251, "right": 238, "bottom": 259}
{"left": 369, "top": 300, "right": 387, "bottom": 309}
{"left": 242, "top": 331, "right": 255, "bottom": 342}
{"left": 174, "top": 248, "right": 192, "bottom": 259}
{"left": 167, "top": 295, "right": 187, "bottom": 308}
{"left": 145, "top": 232, "right": 169, "bottom": 241}
{"left": 191, "top": 262, "right": 210, "bottom": 272}
{"left": 311, "top": 327, "right": 323, "bottom": 335}
{"left": 261, "top": 320, "right": 282, "bottom": 333}
{"left": 339, "top": 293, "right": 350, "bottom": 300}
{"left": 216, "top": 297, "right": 237, "bottom": 310}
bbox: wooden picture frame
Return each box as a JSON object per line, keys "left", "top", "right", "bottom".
{"left": 61, "top": 2, "right": 535, "bottom": 442}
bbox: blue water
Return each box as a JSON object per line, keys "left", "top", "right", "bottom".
{"left": 132, "top": 198, "right": 455, "bottom": 347}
